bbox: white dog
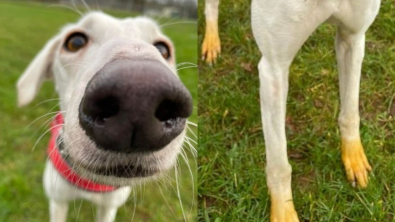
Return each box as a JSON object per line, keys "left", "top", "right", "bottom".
{"left": 17, "top": 12, "right": 193, "bottom": 222}
{"left": 202, "top": 0, "right": 380, "bottom": 221}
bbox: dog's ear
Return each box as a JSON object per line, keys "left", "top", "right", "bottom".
{"left": 16, "top": 36, "right": 61, "bottom": 107}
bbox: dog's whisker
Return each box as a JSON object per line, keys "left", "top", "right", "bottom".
{"left": 183, "top": 138, "right": 197, "bottom": 157}
{"left": 93, "top": 0, "right": 101, "bottom": 11}
{"left": 91, "top": 200, "right": 96, "bottom": 221}
{"left": 177, "top": 66, "right": 198, "bottom": 71}
{"left": 71, "top": 0, "right": 84, "bottom": 15}
{"left": 176, "top": 62, "right": 197, "bottom": 67}
{"left": 183, "top": 145, "right": 196, "bottom": 161}
{"left": 156, "top": 170, "right": 171, "bottom": 187}
{"left": 185, "top": 135, "right": 197, "bottom": 145}
{"left": 45, "top": 138, "right": 62, "bottom": 163}
{"left": 174, "top": 163, "right": 187, "bottom": 222}
{"left": 156, "top": 183, "right": 178, "bottom": 218}
{"left": 186, "top": 125, "right": 197, "bottom": 141}
{"left": 183, "top": 143, "right": 197, "bottom": 168}
{"left": 129, "top": 188, "right": 137, "bottom": 222}
{"left": 160, "top": 175, "right": 173, "bottom": 191}
{"left": 46, "top": 4, "right": 84, "bottom": 16}
{"left": 184, "top": 137, "right": 197, "bottom": 150}
{"left": 141, "top": 183, "right": 146, "bottom": 202}
{"left": 185, "top": 139, "right": 197, "bottom": 151}
{"left": 158, "top": 167, "right": 176, "bottom": 186}
{"left": 185, "top": 124, "right": 197, "bottom": 139}
{"left": 186, "top": 123, "right": 197, "bottom": 137}
{"left": 32, "top": 123, "right": 63, "bottom": 151}
{"left": 176, "top": 65, "right": 197, "bottom": 69}
{"left": 54, "top": 62, "right": 89, "bottom": 79}
{"left": 151, "top": 14, "right": 166, "bottom": 25}
{"left": 51, "top": 137, "right": 66, "bottom": 192}
{"left": 179, "top": 149, "right": 195, "bottom": 216}
{"left": 186, "top": 140, "right": 197, "bottom": 154}
{"left": 31, "top": 109, "right": 64, "bottom": 141}
{"left": 59, "top": 62, "right": 88, "bottom": 70}
{"left": 184, "top": 141, "right": 197, "bottom": 158}
{"left": 79, "top": 0, "right": 91, "bottom": 12}
{"left": 185, "top": 138, "right": 197, "bottom": 154}
{"left": 158, "top": 16, "right": 182, "bottom": 27}
{"left": 185, "top": 132, "right": 198, "bottom": 145}
{"left": 186, "top": 120, "right": 197, "bottom": 126}
{"left": 25, "top": 111, "right": 63, "bottom": 131}
{"left": 48, "top": 102, "right": 62, "bottom": 112}
{"left": 160, "top": 21, "right": 197, "bottom": 28}
{"left": 27, "top": 98, "right": 61, "bottom": 111}
{"left": 25, "top": 108, "right": 58, "bottom": 140}
{"left": 76, "top": 199, "right": 84, "bottom": 222}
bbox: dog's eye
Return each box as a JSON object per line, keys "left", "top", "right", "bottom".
{"left": 64, "top": 33, "right": 88, "bottom": 52}
{"left": 154, "top": 42, "right": 171, "bottom": 60}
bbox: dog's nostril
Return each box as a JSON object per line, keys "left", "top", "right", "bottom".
{"left": 96, "top": 96, "right": 119, "bottom": 119}
{"left": 83, "top": 96, "right": 120, "bottom": 126}
{"left": 155, "top": 100, "right": 181, "bottom": 122}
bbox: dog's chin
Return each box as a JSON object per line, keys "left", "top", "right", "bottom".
{"left": 66, "top": 159, "right": 159, "bottom": 186}
{"left": 58, "top": 136, "right": 179, "bottom": 186}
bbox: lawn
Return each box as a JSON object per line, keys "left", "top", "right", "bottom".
{"left": 0, "top": 1, "right": 197, "bottom": 221}
{"left": 198, "top": 0, "right": 395, "bottom": 221}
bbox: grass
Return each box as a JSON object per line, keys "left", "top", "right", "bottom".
{"left": 198, "top": 0, "right": 395, "bottom": 221}
{"left": 0, "top": 1, "right": 197, "bottom": 221}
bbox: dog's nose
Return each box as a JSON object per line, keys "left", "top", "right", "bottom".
{"left": 78, "top": 59, "right": 193, "bottom": 153}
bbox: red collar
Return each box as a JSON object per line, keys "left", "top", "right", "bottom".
{"left": 48, "top": 113, "right": 118, "bottom": 192}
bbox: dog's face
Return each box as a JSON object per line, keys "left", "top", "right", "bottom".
{"left": 17, "top": 12, "right": 193, "bottom": 186}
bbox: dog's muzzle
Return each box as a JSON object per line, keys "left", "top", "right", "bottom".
{"left": 78, "top": 59, "right": 193, "bottom": 153}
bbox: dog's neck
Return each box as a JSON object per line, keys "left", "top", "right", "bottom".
{"left": 48, "top": 113, "right": 118, "bottom": 192}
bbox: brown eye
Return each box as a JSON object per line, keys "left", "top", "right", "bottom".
{"left": 154, "top": 42, "right": 171, "bottom": 60}
{"left": 64, "top": 33, "right": 88, "bottom": 52}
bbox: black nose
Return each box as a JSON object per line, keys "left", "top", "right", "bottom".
{"left": 78, "top": 59, "right": 193, "bottom": 153}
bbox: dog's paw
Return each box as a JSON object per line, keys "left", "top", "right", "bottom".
{"left": 270, "top": 198, "right": 299, "bottom": 222}
{"left": 201, "top": 21, "right": 221, "bottom": 65}
{"left": 341, "top": 138, "right": 372, "bottom": 188}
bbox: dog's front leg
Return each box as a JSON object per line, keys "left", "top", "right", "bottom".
{"left": 252, "top": 0, "right": 340, "bottom": 220}
{"left": 334, "top": 0, "right": 380, "bottom": 188}
{"left": 96, "top": 206, "right": 118, "bottom": 222}
{"left": 257, "top": 57, "right": 298, "bottom": 222}
{"left": 92, "top": 187, "right": 131, "bottom": 222}
{"left": 49, "top": 200, "right": 68, "bottom": 222}
{"left": 202, "top": 0, "right": 220, "bottom": 64}
{"left": 336, "top": 30, "right": 372, "bottom": 188}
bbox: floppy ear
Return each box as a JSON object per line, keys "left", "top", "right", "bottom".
{"left": 17, "top": 36, "right": 61, "bottom": 107}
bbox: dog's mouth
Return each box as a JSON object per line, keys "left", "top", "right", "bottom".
{"left": 57, "top": 133, "right": 158, "bottom": 179}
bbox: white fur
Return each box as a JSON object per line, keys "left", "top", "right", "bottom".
{"left": 205, "top": 0, "right": 380, "bottom": 220}
{"left": 17, "top": 12, "right": 185, "bottom": 222}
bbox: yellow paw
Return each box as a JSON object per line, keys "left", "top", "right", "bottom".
{"left": 270, "top": 197, "right": 299, "bottom": 222}
{"left": 202, "top": 21, "right": 221, "bottom": 65}
{"left": 341, "top": 138, "right": 372, "bottom": 188}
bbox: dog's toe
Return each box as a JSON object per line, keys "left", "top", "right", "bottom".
{"left": 202, "top": 28, "right": 221, "bottom": 65}
{"left": 270, "top": 198, "right": 299, "bottom": 222}
{"left": 341, "top": 138, "right": 372, "bottom": 188}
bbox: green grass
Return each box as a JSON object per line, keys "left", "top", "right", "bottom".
{"left": 0, "top": 1, "right": 197, "bottom": 221}
{"left": 198, "top": 0, "right": 395, "bottom": 221}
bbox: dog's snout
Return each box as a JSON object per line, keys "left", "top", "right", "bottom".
{"left": 78, "top": 59, "right": 193, "bottom": 153}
